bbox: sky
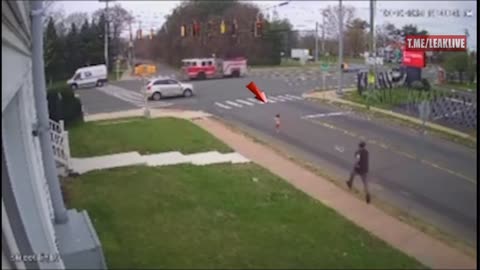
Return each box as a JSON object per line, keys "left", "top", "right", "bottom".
{"left": 55, "top": 0, "right": 477, "bottom": 49}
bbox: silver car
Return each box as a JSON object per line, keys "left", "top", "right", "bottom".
{"left": 145, "top": 78, "right": 194, "bottom": 100}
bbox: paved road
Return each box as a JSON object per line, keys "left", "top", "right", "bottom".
{"left": 76, "top": 66, "right": 477, "bottom": 248}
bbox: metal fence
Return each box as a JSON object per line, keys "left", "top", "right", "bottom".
{"left": 356, "top": 70, "right": 477, "bottom": 131}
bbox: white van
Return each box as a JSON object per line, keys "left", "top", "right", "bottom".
{"left": 67, "top": 64, "right": 108, "bottom": 90}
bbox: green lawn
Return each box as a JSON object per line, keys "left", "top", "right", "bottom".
{"left": 68, "top": 117, "right": 232, "bottom": 157}
{"left": 435, "top": 82, "right": 477, "bottom": 92}
{"left": 343, "top": 88, "right": 449, "bottom": 110}
{"left": 63, "top": 164, "right": 425, "bottom": 269}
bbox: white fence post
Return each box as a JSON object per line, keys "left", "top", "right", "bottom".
{"left": 64, "top": 131, "right": 71, "bottom": 169}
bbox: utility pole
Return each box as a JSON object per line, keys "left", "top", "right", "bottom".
{"left": 372, "top": 0, "right": 377, "bottom": 79}
{"left": 104, "top": 0, "right": 109, "bottom": 70}
{"left": 337, "top": 0, "right": 343, "bottom": 95}
{"left": 315, "top": 22, "right": 319, "bottom": 62}
{"left": 369, "top": 0, "right": 375, "bottom": 89}
{"left": 321, "top": 12, "right": 326, "bottom": 56}
{"left": 128, "top": 20, "right": 133, "bottom": 70}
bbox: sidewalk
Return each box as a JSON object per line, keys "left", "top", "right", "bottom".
{"left": 193, "top": 117, "right": 476, "bottom": 270}
{"left": 304, "top": 90, "right": 476, "bottom": 142}
{"left": 70, "top": 150, "right": 249, "bottom": 174}
{"left": 83, "top": 108, "right": 212, "bottom": 122}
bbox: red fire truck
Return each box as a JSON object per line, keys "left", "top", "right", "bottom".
{"left": 181, "top": 57, "right": 248, "bottom": 80}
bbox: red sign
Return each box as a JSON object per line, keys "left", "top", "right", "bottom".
{"left": 405, "top": 35, "right": 467, "bottom": 52}
{"left": 403, "top": 50, "right": 426, "bottom": 68}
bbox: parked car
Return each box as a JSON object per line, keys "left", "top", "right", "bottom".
{"left": 67, "top": 64, "right": 107, "bottom": 90}
{"left": 145, "top": 77, "right": 194, "bottom": 100}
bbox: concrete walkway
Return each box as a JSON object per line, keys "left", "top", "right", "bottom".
{"left": 194, "top": 117, "right": 476, "bottom": 270}
{"left": 71, "top": 151, "right": 250, "bottom": 174}
{"left": 83, "top": 108, "right": 212, "bottom": 122}
{"left": 304, "top": 90, "right": 476, "bottom": 142}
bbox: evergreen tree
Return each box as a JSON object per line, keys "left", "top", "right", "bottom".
{"left": 44, "top": 17, "right": 66, "bottom": 82}
{"left": 79, "top": 19, "right": 92, "bottom": 65}
{"left": 64, "top": 23, "right": 81, "bottom": 75}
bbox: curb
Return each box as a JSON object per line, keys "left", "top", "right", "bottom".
{"left": 303, "top": 91, "right": 476, "bottom": 143}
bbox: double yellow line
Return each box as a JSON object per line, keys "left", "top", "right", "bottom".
{"left": 310, "top": 119, "right": 476, "bottom": 185}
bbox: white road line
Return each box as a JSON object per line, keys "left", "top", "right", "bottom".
{"left": 301, "top": 111, "right": 351, "bottom": 119}
{"left": 247, "top": 98, "right": 264, "bottom": 104}
{"left": 270, "top": 96, "right": 287, "bottom": 102}
{"left": 97, "top": 86, "right": 145, "bottom": 107}
{"left": 266, "top": 97, "right": 276, "bottom": 103}
{"left": 215, "top": 102, "right": 232, "bottom": 110}
{"left": 277, "top": 95, "right": 296, "bottom": 101}
{"left": 236, "top": 99, "right": 255, "bottom": 106}
{"left": 225, "top": 100, "right": 243, "bottom": 108}
{"left": 286, "top": 94, "right": 303, "bottom": 100}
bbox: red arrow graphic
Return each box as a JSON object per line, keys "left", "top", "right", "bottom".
{"left": 246, "top": 81, "right": 268, "bottom": 103}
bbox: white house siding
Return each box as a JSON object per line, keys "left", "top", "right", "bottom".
{"left": 2, "top": 1, "right": 63, "bottom": 268}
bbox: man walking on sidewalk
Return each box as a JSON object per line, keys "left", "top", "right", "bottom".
{"left": 347, "top": 141, "right": 371, "bottom": 203}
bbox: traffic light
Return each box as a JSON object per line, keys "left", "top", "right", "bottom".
{"left": 180, "top": 24, "right": 186, "bottom": 37}
{"left": 207, "top": 20, "right": 214, "bottom": 37}
{"left": 255, "top": 20, "right": 263, "bottom": 37}
{"left": 192, "top": 21, "right": 200, "bottom": 37}
{"left": 220, "top": 20, "right": 226, "bottom": 34}
{"left": 231, "top": 19, "right": 238, "bottom": 36}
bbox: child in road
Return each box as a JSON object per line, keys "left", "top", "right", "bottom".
{"left": 275, "top": 114, "right": 281, "bottom": 133}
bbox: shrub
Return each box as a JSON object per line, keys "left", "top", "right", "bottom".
{"left": 411, "top": 80, "right": 424, "bottom": 90}
{"left": 47, "top": 84, "right": 83, "bottom": 127}
{"left": 421, "top": 78, "right": 431, "bottom": 91}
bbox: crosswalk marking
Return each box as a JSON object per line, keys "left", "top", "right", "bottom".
{"left": 225, "top": 100, "right": 243, "bottom": 108}
{"left": 269, "top": 96, "right": 286, "bottom": 102}
{"left": 214, "top": 94, "right": 303, "bottom": 110}
{"left": 236, "top": 99, "right": 254, "bottom": 106}
{"left": 286, "top": 94, "right": 303, "bottom": 100}
{"left": 274, "top": 95, "right": 291, "bottom": 101}
{"left": 266, "top": 96, "right": 276, "bottom": 103}
{"left": 97, "top": 85, "right": 145, "bottom": 107}
{"left": 96, "top": 84, "right": 172, "bottom": 107}
{"left": 247, "top": 98, "right": 264, "bottom": 104}
{"left": 215, "top": 102, "right": 232, "bottom": 110}
{"left": 277, "top": 95, "right": 297, "bottom": 101}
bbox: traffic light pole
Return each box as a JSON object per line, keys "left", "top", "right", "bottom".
{"left": 104, "top": 0, "right": 109, "bottom": 70}
{"left": 143, "top": 76, "right": 150, "bottom": 118}
{"left": 322, "top": 12, "right": 326, "bottom": 56}
{"left": 337, "top": 0, "right": 343, "bottom": 95}
{"left": 369, "top": 0, "right": 375, "bottom": 90}
{"left": 315, "top": 22, "right": 319, "bottom": 62}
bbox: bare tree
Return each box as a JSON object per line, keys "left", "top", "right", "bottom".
{"left": 322, "top": 4, "right": 355, "bottom": 39}
{"left": 345, "top": 18, "right": 368, "bottom": 57}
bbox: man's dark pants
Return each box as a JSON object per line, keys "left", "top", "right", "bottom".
{"left": 348, "top": 168, "right": 370, "bottom": 196}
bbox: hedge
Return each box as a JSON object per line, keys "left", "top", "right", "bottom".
{"left": 47, "top": 84, "right": 83, "bottom": 127}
